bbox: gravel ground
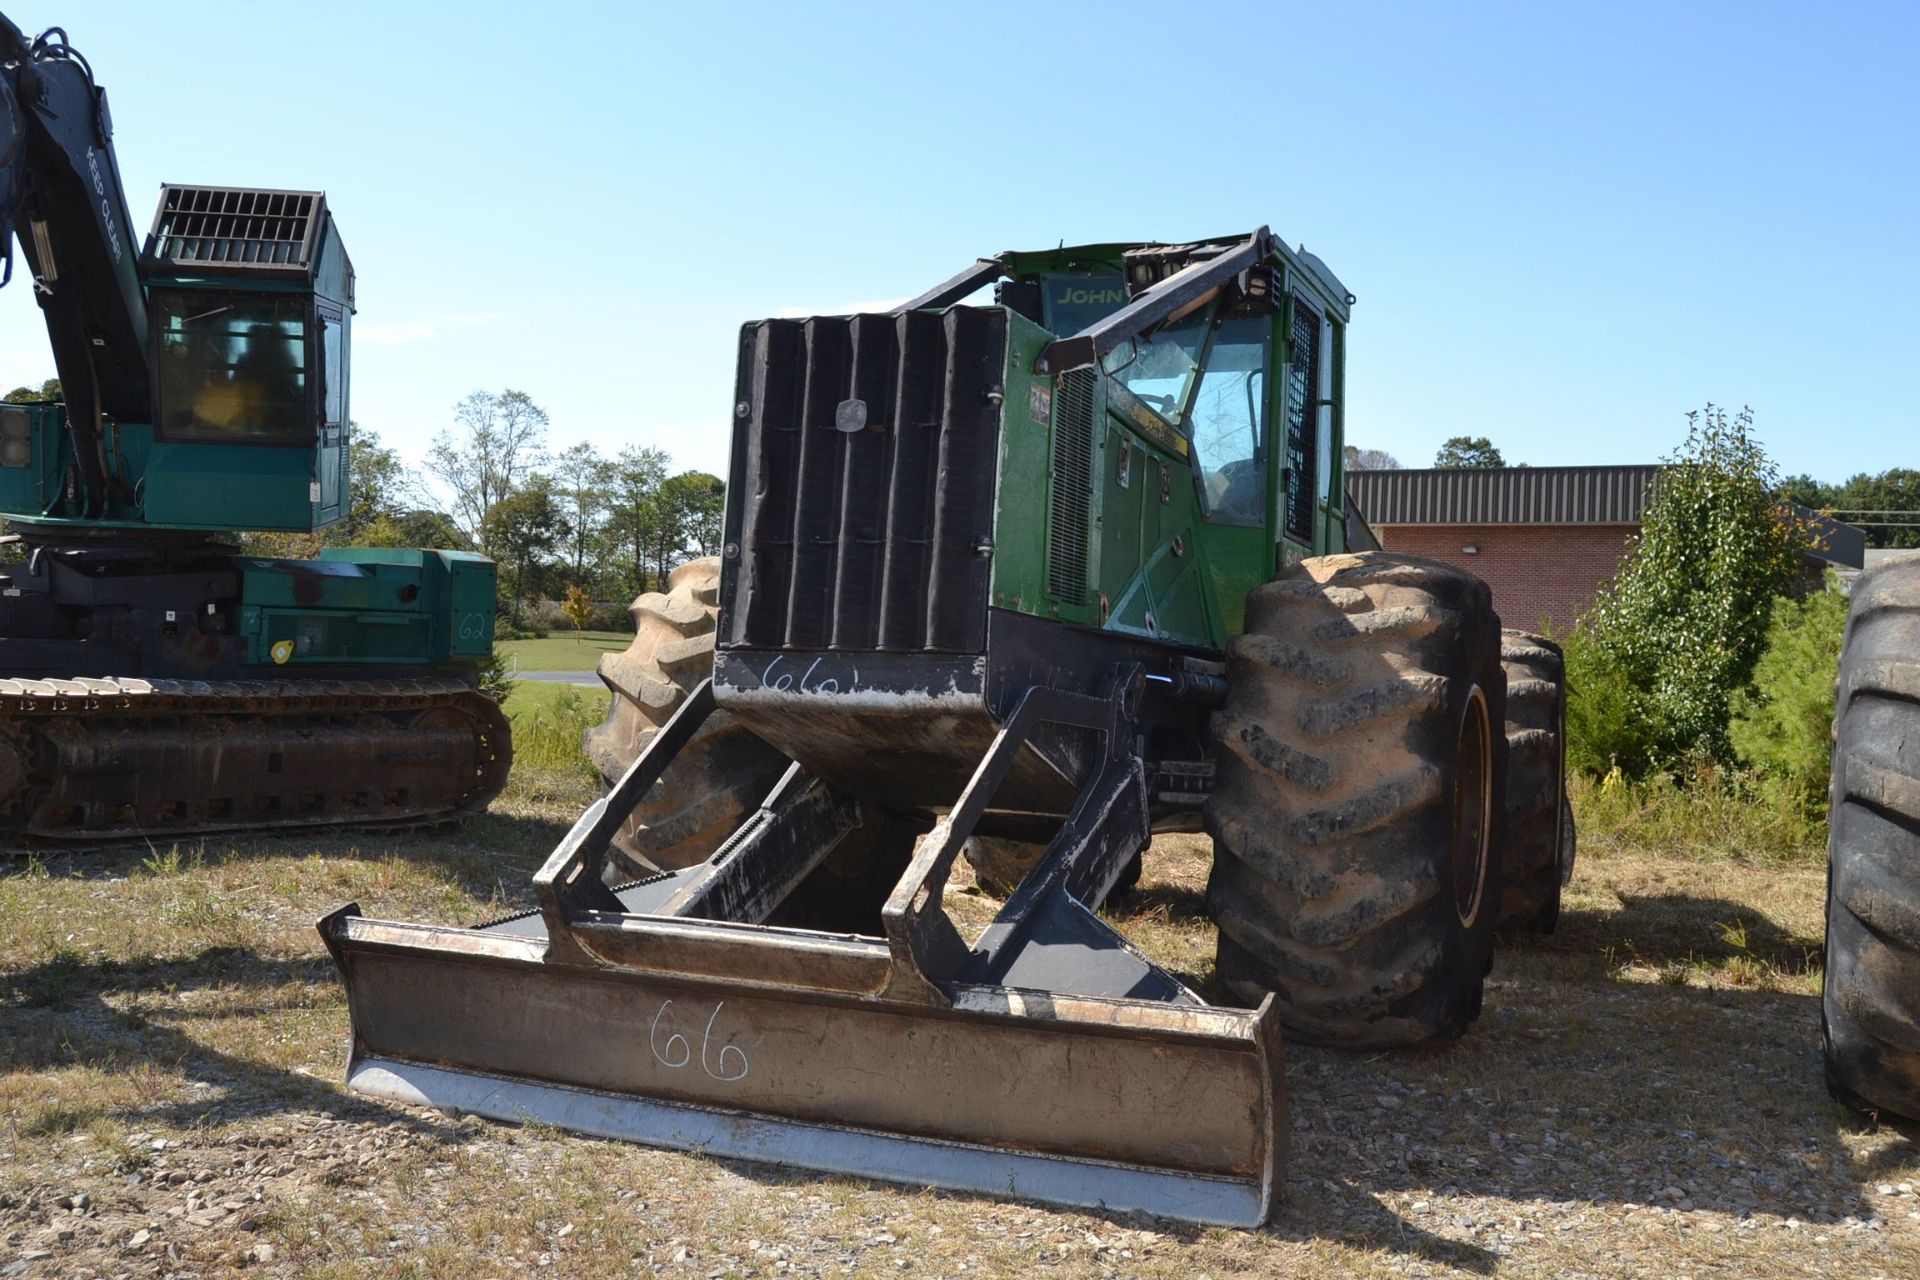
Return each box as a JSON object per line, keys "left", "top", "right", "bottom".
{"left": 2, "top": 787, "right": 1917, "bottom": 1279}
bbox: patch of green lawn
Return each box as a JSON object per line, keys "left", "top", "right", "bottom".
{"left": 502, "top": 680, "right": 611, "bottom": 721}
{"left": 496, "top": 630, "right": 631, "bottom": 672}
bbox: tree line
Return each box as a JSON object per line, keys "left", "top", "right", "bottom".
{"left": 1778, "top": 469, "right": 1920, "bottom": 550}
{"left": 1341, "top": 437, "right": 1515, "bottom": 470}
{"left": 253, "top": 388, "right": 725, "bottom": 629}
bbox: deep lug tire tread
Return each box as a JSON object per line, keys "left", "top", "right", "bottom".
{"left": 1204, "top": 551, "right": 1508, "bottom": 1048}
{"left": 582, "top": 557, "right": 788, "bottom": 873}
{"left": 1824, "top": 553, "right": 1920, "bottom": 1117}
{"left": 1497, "top": 629, "right": 1571, "bottom": 932}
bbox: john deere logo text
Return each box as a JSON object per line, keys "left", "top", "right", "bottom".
{"left": 1057, "top": 287, "right": 1125, "bottom": 305}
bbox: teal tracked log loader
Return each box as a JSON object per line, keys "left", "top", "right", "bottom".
{"left": 325, "top": 229, "right": 1573, "bottom": 1225}
{"left": 0, "top": 16, "right": 509, "bottom": 843}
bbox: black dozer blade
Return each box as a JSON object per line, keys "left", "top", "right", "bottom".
{"left": 321, "top": 676, "right": 1286, "bottom": 1226}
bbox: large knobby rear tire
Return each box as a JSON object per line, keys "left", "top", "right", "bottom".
{"left": 581, "top": 558, "right": 788, "bottom": 875}
{"left": 1823, "top": 553, "right": 1920, "bottom": 1118}
{"left": 1205, "top": 551, "right": 1507, "bottom": 1048}
{"left": 1497, "top": 630, "right": 1573, "bottom": 933}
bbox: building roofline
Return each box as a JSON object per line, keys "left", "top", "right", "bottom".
{"left": 1347, "top": 465, "right": 1661, "bottom": 526}
{"left": 1345, "top": 465, "right": 1865, "bottom": 569}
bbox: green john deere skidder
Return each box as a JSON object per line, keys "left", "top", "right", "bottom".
{"left": 324, "top": 228, "right": 1573, "bottom": 1225}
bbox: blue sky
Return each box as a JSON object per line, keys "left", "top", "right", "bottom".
{"left": 1, "top": 1, "right": 1912, "bottom": 486}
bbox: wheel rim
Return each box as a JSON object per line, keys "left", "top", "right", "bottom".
{"left": 1450, "top": 685, "right": 1493, "bottom": 928}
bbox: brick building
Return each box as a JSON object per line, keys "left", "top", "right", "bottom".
{"left": 1345, "top": 466, "right": 1863, "bottom": 635}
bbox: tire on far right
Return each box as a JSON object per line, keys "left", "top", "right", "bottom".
{"left": 1823, "top": 552, "right": 1920, "bottom": 1118}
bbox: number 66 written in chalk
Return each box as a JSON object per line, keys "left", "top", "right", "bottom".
{"left": 648, "top": 999, "right": 749, "bottom": 1082}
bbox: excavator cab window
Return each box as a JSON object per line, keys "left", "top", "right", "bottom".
{"left": 152, "top": 290, "right": 312, "bottom": 444}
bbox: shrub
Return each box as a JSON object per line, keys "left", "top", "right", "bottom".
{"left": 524, "top": 598, "right": 571, "bottom": 633}
{"left": 1580, "top": 405, "right": 1818, "bottom": 770}
{"left": 1563, "top": 622, "right": 1661, "bottom": 778}
{"left": 469, "top": 648, "right": 515, "bottom": 701}
{"left": 1729, "top": 583, "right": 1849, "bottom": 819}
{"left": 517, "top": 595, "right": 633, "bottom": 634}
{"left": 588, "top": 598, "right": 634, "bottom": 632}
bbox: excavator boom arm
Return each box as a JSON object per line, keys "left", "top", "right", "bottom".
{"left": 0, "top": 11, "right": 150, "bottom": 511}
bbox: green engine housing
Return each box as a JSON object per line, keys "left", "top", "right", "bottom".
{"left": 234, "top": 548, "right": 497, "bottom": 669}
{"left": 708, "top": 231, "right": 1356, "bottom": 824}
{"left": 716, "top": 232, "right": 1354, "bottom": 666}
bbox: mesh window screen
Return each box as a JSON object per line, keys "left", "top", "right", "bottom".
{"left": 1282, "top": 300, "right": 1320, "bottom": 544}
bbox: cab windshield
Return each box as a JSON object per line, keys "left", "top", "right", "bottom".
{"left": 153, "top": 290, "right": 312, "bottom": 443}
{"left": 1189, "top": 311, "right": 1269, "bottom": 524}
{"left": 1103, "top": 305, "right": 1212, "bottom": 427}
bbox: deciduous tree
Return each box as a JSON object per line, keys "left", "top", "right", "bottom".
{"left": 426, "top": 389, "right": 549, "bottom": 554}
{"left": 651, "top": 471, "right": 725, "bottom": 586}
{"left": 1433, "top": 436, "right": 1507, "bottom": 469}
{"left": 1828, "top": 468, "right": 1920, "bottom": 550}
{"left": 1578, "top": 404, "right": 1816, "bottom": 769}
{"left": 483, "top": 477, "right": 566, "bottom": 628}
{"left": 601, "top": 444, "right": 671, "bottom": 594}
{"left": 2, "top": 378, "right": 60, "bottom": 403}
{"left": 344, "top": 427, "right": 419, "bottom": 540}
{"left": 1342, "top": 445, "right": 1402, "bottom": 471}
{"left": 551, "top": 441, "right": 608, "bottom": 583}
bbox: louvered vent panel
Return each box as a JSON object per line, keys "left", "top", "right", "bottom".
{"left": 146, "top": 186, "right": 322, "bottom": 269}
{"left": 1046, "top": 369, "right": 1096, "bottom": 604}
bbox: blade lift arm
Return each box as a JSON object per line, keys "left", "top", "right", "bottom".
{"left": 533, "top": 667, "right": 1169, "bottom": 1005}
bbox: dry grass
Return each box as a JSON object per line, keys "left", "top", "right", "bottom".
{"left": 4, "top": 771, "right": 1919, "bottom": 1279}
{"left": 1569, "top": 769, "right": 1827, "bottom": 866}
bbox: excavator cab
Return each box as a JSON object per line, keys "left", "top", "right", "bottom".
{"left": 0, "top": 185, "right": 353, "bottom": 533}
{"left": 0, "top": 15, "right": 511, "bottom": 848}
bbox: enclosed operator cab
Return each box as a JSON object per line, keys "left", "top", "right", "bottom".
{"left": 0, "top": 184, "right": 353, "bottom": 533}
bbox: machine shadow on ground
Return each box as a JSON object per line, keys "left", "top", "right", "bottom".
{"left": 939, "top": 841, "right": 1894, "bottom": 1257}
{"left": 1, "top": 946, "right": 468, "bottom": 1146}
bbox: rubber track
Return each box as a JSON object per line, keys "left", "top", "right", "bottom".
{"left": 0, "top": 675, "right": 511, "bottom": 845}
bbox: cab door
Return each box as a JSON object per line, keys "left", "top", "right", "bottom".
{"left": 314, "top": 308, "right": 347, "bottom": 526}
{"left": 1184, "top": 306, "right": 1276, "bottom": 636}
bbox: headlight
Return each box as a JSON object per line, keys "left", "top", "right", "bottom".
{"left": 0, "top": 409, "right": 30, "bottom": 468}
